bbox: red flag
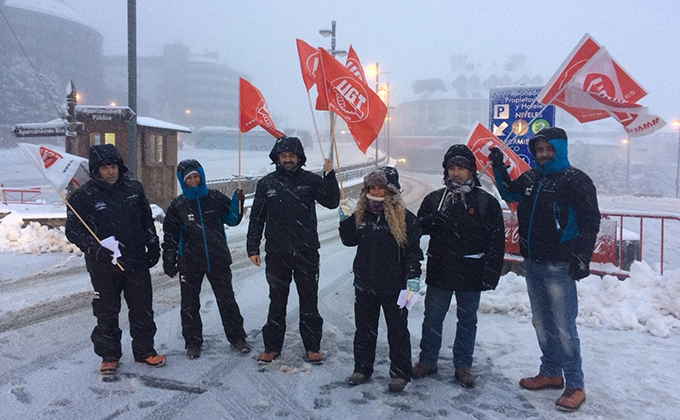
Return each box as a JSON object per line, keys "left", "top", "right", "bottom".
{"left": 239, "top": 78, "right": 284, "bottom": 138}
{"left": 345, "top": 45, "right": 367, "bottom": 85}
{"left": 550, "top": 47, "right": 665, "bottom": 136}
{"left": 317, "top": 48, "right": 387, "bottom": 153}
{"left": 466, "top": 124, "right": 531, "bottom": 211}
{"left": 295, "top": 39, "right": 320, "bottom": 91}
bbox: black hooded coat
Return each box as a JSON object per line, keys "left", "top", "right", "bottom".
{"left": 66, "top": 144, "right": 158, "bottom": 271}
{"left": 247, "top": 137, "right": 340, "bottom": 255}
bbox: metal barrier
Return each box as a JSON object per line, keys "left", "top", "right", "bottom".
{"left": 503, "top": 209, "right": 680, "bottom": 278}
{"left": 1, "top": 186, "right": 42, "bottom": 204}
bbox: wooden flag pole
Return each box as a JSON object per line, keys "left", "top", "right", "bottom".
{"left": 238, "top": 130, "right": 243, "bottom": 215}
{"left": 306, "top": 91, "right": 326, "bottom": 159}
{"left": 329, "top": 111, "right": 345, "bottom": 201}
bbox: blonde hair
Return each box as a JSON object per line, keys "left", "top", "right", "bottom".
{"left": 354, "top": 188, "right": 407, "bottom": 247}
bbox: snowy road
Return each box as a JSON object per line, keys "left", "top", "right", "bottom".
{"left": 1, "top": 173, "right": 679, "bottom": 419}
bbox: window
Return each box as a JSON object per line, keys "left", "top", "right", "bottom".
{"left": 90, "top": 133, "right": 101, "bottom": 146}
{"left": 104, "top": 133, "right": 115, "bottom": 145}
{"left": 145, "top": 133, "right": 164, "bottom": 164}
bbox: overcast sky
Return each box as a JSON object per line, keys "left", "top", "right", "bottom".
{"left": 63, "top": 0, "right": 680, "bottom": 131}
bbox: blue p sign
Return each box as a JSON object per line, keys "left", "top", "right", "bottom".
{"left": 494, "top": 104, "right": 509, "bottom": 120}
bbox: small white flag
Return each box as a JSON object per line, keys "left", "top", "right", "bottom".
{"left": 18, "top": 143, "right": 90, "bottom": 191}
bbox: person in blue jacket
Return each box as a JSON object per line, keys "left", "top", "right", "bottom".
{"left": 163, "top": 159, "right": 249, "bottom": 359}
{"left": 489, "top": 127, "right": 600, "bottom": 412}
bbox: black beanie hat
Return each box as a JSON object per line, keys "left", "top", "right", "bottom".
{"left": 442, "top": 144, "right": 477, "bottom": 172}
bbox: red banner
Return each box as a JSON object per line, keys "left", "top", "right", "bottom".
{"left": 295, "top": 39, "right": 320, "bottom": 91}
{"left": 345, "top": 45, "right": 367, "bottom": 85}
{"left": 317, "top": 48, "right": 387, "bottom": 153}
{"left": 238, "top": 78, "right": 284, "bottom": 139}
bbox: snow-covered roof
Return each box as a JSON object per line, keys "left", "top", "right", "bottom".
{"left": 5, "top": 0, "right": 94, "bottom": 30}
{"left": 137, "top": 117, "right": 191, "bottom": 133}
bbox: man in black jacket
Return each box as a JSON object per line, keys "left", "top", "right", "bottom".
{"left": 247, "top": 136, "right": 339, "bottom": 364}
{"left": 162, "top": 159, "right": 249, "bottom": 360}
{"left": 489, "top": 127, "right": 600, "bottom": 412}
{"left": 412, "top": 144, "right": 505, "bottom": 389}
{"left": 66, "top": 144, "right": 165, "bottom": 375}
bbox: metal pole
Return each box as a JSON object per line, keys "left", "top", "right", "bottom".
{"left": 375, "top": 62, "right": 379, "bottom": 168}
{"left": 386, "top": 82, "right": 390, "bottom": 161}
{"left": 328, "top": 21, "right": 338, "bottom": 164}
{"left": 625, "top": 140, "right": 630, "bottom": 195}
{"left": 127, "top": 0, "right": 138, "bottom": 178}
{"left": 676, "top": 128, "right": 680, "bottom": 199}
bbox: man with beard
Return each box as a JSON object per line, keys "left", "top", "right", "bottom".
{"left": 412, "top": 144, "right": 505, "bottom": 389}
{"left": 66, "top": 144, "right": 165, "bottom": 375}
{"left": 247, "top": 136, "right": 340, "bottom": 365}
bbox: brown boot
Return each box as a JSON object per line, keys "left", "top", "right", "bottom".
{"left": 519, "top": 374, "right": 564, "bottom": 390}
{"left": 455, "top": 368, "right": 476, "bottom": 388}
{"left": 136, "top": 354, "right": 166, "bottom": 367}
{"left": 412, "top": 362, "right": 438, "bottom": 379}
{"left": 556, "top": 388, "right": 586, "bottom": 412}
{"left": 306, "top": 351, "right": 323, "bottom": 364}
{"left": 99, "top": 359, "right": 118, "bottom": 375}
{"left": 256, "top": 351, "right": 279, "bottom": 365}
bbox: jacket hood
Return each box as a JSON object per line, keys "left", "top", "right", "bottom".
{"left": 528, "top": 127, "right": 570, "bottom": 174}
{"left": 88, "top": 144, "right": 129, "bottom": 177}
{"left": 177, "top": 159, "right": 208, "bottom": 199}
{"left": 269, "top": 136, "right": 307, "bottom": 167}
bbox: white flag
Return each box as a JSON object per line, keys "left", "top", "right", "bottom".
{"left": 18, "top": 143, "right": 90, "bottom": 191}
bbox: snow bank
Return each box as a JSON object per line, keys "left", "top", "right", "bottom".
{"left": 0, "top": 220, "right": 80, "bottom": 254}
{"left": 476, "top": 263, "right": 680, "bottom": 337}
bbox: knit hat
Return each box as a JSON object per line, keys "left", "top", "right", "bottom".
{"left": 363, "top": 166, "right": 401, "bottom": 195}
{"left": 529, "top": 126, "right": 567, "bottom": 156}
{"left": 442, "top": 144, "right": 477, "bottom": 172}
{"left": 183, "top": 170, "right": 199, "bottom": 182}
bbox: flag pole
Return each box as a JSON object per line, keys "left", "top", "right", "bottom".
{"left": 19, "top": 153, "right": 125, "bottom": 271}
{"left": 306, "top": 92, "right": 325, "bottom": 159}
{"left": 238, "top": 130, "right": 243, "bottom": 215}
{"left": 329, "top": 113, "right": 345, "bottom": 201}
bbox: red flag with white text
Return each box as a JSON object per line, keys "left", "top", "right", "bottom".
{"left": 239, "top": 78, "right": 285, "bottom": 138}
{"left": 296, "top": 39, "right": 320, "bottom": 91}
{"left": 317, "top": 48, "right": 387, "bottom": 153}
{"left": 466, "top": 123, "right": 531, "bottom": 211}
{"left": 345, "top": 45, "right": 367, "bottom": 85}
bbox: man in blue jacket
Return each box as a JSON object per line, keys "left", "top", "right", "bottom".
{"left": 489, "top": 127, "right": 600, "bottom": 412}
{"left": 163, "top": 159, "right": 249, "bottom": 359}
{"left": 247, "top": 136, "right": 339, "bottom": 365}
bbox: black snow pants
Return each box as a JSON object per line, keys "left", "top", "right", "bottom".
{"left": 89, "top": 267, "right": 157, "bottom": 362}
{"left": 353, "top": 287, "right": 412, "bottom": 380}
{"left": 179, "top": 267, "right": 247, "bottom": 349}
{"left": 262, "top": 250, "right": 323, "bottom": 353}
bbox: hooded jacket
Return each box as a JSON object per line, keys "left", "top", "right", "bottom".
{"left": 493, "top": 128, "right": 601, "bottom": 264}
{"left": 162, "top": 160, "right": 242, "bottom": 273}
{"left": 247, "top": 137, "right": 340, "bottom": 255}
{"left": 66, "top": 144, "right": 158, "bottom": 271}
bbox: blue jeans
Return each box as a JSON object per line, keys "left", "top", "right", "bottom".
{"left": 418, "top": 285, "right": 481, "bottom": 369}
{"left": 524, "top": 260, "right": 584, "bottom": 389}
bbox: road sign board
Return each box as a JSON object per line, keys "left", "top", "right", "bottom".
{"left": 489, "top": 86, "right": 555, "bottom": 167}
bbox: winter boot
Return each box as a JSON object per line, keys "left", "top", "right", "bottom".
{"left": 136, "top": 354, "right": 166, "bottom": 367}
{"left": 99, "top": 359, "right": 118, "bottom": 375}
{"left": 556, "top": 388, "right": 586, "bottom": 412}
{"left": 388, "top": 377, "right": 408, "bottom": 393}
{"left": 412, "top": 362, "right": 438, "bottom": 379}
{"left": 348, "top": 372, "right": 369, "bottom": 386}
{"left": 519, "top": 374, "right": 564, "bottom": 390}
{"left": 231, "top": 340, "right": 252, "bottom": 354}
{"left": 455, "top": 368, "right": 476, "bottom": 388}
{"left": 257, "top": 351, "right": 279, "bottom": 365}
{"left": 306, "top": 351, "right": 323, "bottom": 364}
{"left": 186, "top": 347, "right": 201, "bottom": 359}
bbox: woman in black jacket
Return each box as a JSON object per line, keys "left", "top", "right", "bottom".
{"left": 339, "top": 167, "right": 423, "bottom": 393}
{"left": 163, "top": 159, "right": 249, "bottom": 359}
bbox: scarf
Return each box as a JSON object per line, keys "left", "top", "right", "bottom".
{"left": 441, "top": 177, "right": 474, "bottom": 210}
{"left": 366, "top": 193, "right": 385, "bottom": 214}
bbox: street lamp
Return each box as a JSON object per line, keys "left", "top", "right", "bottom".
{"left": 673, "top": 119, "right": 680, "bottom": 199}
{"left": 378, "top": 83, "right": 393, "bottom": 161}
{"left": 318, "top": 21, "right": 347, "bottom": 58}
{"left": 622, "top": 138, "right": 630, "bottom": 195}
{"left": 365, "top": 63, "right": 390, "bottom": 167}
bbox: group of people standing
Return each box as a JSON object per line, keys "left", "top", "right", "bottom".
{"left": 65, "top": 126, "right": 599, "bottom": 413}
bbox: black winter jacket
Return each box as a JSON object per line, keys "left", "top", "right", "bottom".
{"left": 66, "top": 176, "right": 158, "bottom": 271}
{"left": 419, "top": 187, "right": 505, "bottom": 292}
{"left": 163, "top": 189, "right": 242, "bottom": 273}
{"left": 247, "top": 166, "right": 340, "bottom": 255}
{"left": 339, "top": 210, "right": 423, "bottom": 295}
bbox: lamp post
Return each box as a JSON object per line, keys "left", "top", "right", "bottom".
{"left": 366, "top": 64, "right": 390, "bottom": 167}
{"left": 319, "top": 21, "right": 346, "bottom": 164}
{"left": 673, "top": 119, "right": 680, "bottom": 199}
{"left": 622, "top": 138, "right": 630, "bottom": 195}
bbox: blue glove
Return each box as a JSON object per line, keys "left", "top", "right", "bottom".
{"left": 406, "top": 277, "right": 421, "bottom": 292}
{"left": 338, "top": 199, "right": 351, "bottom": 222}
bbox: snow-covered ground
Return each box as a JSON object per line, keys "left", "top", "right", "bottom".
{"left": 1, "top": 146, "right": 680, "bottom": 419}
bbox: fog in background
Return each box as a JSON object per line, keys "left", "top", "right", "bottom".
{"left": 64, "top": 0, "right": 680, "bottom": 129}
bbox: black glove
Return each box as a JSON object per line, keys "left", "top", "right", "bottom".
{"left": 147, "top": 241, "right": 161, "bottom": 268}
{"left": 568, "top": 255, "right": 590, "bottom": 281}
{"left": 87, "top": 244, "right": 113, "bottom": 264}
{"left": 236, "top": 188, "right": 245, "bottom": 202}
{"left": 163, "top": 262, "right": 177, "bottom": 278}
{"left": 488, "top": 147, "right": 505, "bottom": 168}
